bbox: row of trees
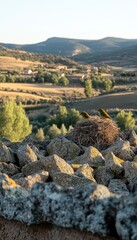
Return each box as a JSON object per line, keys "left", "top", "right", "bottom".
{"left": 35, "top": 71, "right": 69, "bottom": 85}
{"left": 82, "top": 76, "right": 114, "bottom": 97}
{"left": 92, "top": 76, "right": 113, "bottom": 91}
{"left": 0, "top": 72, "right": 70, "bottom": 86}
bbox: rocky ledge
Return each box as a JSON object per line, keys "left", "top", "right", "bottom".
{"left": 1, "top": 131, "right": 137, "bottom": 240}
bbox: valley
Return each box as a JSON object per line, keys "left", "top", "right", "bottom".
{"left": 1, "top": 38, "right": 137, "bottom": 135}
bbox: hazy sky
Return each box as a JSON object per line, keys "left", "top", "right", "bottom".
{"left": 1, "top": 0, "right": 137, "bottom": 44}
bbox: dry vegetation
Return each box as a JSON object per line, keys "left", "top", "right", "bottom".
{"left": 0, "top": 83, "right": 85, "bottom": 101}
{"left": 0, "top": 56, "right": 41, "bottom": 70}
{"left": 68, "top": 117, "right": 119, "bottom": 150}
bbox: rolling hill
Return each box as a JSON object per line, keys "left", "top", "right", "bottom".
{"left": 1, "top": 37, "right": 137, "bottom": 66}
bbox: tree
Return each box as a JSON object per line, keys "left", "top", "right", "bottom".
{"left": 51, "top": 74, "right": 59, "bottom": 85}
{"left": 0, "top": 100, "right": 32, "bottom": 142}
{"left": 115, "top": 110, "right": 135, "bottom": 131}
{"left": 51, "top": 106, "right": 68, "bottom": 127}
{"left": 48, "top": 124, "right": 61, "bottom": 139}
{"left": 35, "top": 128, "right": 45, "bottom": 140}
{"left": 66, "top": 108, "right": 82, "bottom": 126}
{"left": 0, "top": 75, "right": 6, "bottom": 82}
{"left": 84, "top": 79, "right": 92, "bottom": 97}
{"left": 50, "top": 106, "right": 82, "bottom": 128}
{"left": 58, "top": 77, "right": 69, "bottom": 86}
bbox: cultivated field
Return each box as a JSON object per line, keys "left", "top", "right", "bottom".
{"left": 0, "top": 56, "right": 41, "bottom": 70}
{"left": 0, "top": 83, "right": 85, "bottom": 101}
{"left": 68, "top": 91, "right": 137, "bottom": 113}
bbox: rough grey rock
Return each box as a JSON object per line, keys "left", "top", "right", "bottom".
{"left": 70, "top": 146, "right": 105, "bottom": 167}
{"left": 0, "top": 173, "right": 42, "bottom": 224}
{"left": 15, "top": 171, "right": 49, "bottom": 190}
{"left": 118, "top": 141, "right": 134, "bottom": 161}
{"left": 22, "top": 154, "right": 74, "bottom": 177}
{"left": 102, "top": 138, "right": 124, "bottom": 155}
{"left": 31, "top": 183, "right": 119, "bottom": 236}
{"left": 28, "top": 143, "right": 47, "bottom": 160}
{"left": 12, "top": 172, "right": 24, "bottom": 179}
{"left": 17, "top": 144, "right": 37, "bottom": 168}
{"left": 0, "top": 172, "right": 120, "bottom": 237}
{"left": 102, "top": 138, "right": 134, "bottom": 161}
{"left": 116, "top": 193, "right": 137, "bottom": 240}
{"left": 0, "top": 162, "right": 20, "bottom": 176}
{"left": 0, "top": 143, "right": 15, "bottom": 164}
{"left": 47, "top": 136, "right": 81, "bottom": 161}
{"left": 75, "top": 164, "right": 95, "bottom": 181}
{"left": 127, "top": 179, "right": 137, "bottom": 193}
{"left": 94, "top": 166, "right": 115, "bottom": 186}
{"left": 52, "top": 172, "right": 94, "bottom": 188}
{"left": 133, "top": 154, "right": 137, "bottom": 162}
{"left": 129, "top": 130, "right": 137, "bottom": 147}
{"left": 108, "top": 179, "right": 129, "bottom": 196}
{"left": 105, "top": 152, "right": 124, "bottom": 176}
{"left": 124, "top": 161, "right": 137, "bottom": 184}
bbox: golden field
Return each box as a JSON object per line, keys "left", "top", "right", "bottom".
{"left": 0, "top": 56, "right": 41, "bottom": 70}
{"left": 0, "top": 83, "right": 85, "bottom": 101}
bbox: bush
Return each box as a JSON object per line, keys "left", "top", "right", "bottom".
{"left": 115, "top": 110, "right": 135, "bottom": 131}
{"left": 58, "top": 77, "right": 69, "bottom": 86}
{"left": 48, "top": 124, "right": 61, "bottom": 139}
{"left": 35, "top": 128, "right": 45, "bottom": 140}
{"left": 60, "top": 124, "right": 67, "bottom": 136}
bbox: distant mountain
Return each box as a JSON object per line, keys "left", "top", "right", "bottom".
{"left": 1, "top": 37, "right": 137, "bottom": 66}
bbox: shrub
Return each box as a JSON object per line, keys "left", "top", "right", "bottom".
{"left": 115, "top": 110, "right": 135, "bottom": 131}
{"left": 48, "top": 124, "right": 61, "bottom": 139}
{"left": 35, "top": 128, "right": 45, "bottom": 140}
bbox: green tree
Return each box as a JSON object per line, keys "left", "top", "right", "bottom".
{"left": 66, "top": 108, "right": 82, "bottom": 126}
{"left": 0, "top": 75, "right": 6, "bottom": 82}
{"left": 48, "top": 124, "right": 61, "bottom": 138}
{"left": 51, "top": 106, "right": 68, "bottom": 127}
{"left": 0, "top": 100, "right": 32, "bottom": 142}
{"left": 35, "top": 128, "right": 45, "bottom": 140}
{"left": 102, "top": 78, "right": 113, "bottom": 91}
{"left": 58, "top": 77, "right": 69, "bottom": 86}
{"left": 84, "top": 79, "right": 92, "bottom": 97}
{"left": 51, "top": 74, "right": 59, "bottom": 85}
{"left": 115, "top": 110, "right": 135, "bottom": 130}
{"left": 6, "top": 74, "right": 15, "bottom": 83}
{"left": 50, "top": 106, "right": 82, "bottom": 128}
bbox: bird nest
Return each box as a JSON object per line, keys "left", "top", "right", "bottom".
{"left": 68, "top": 116, "right": 119, "bottom": 150}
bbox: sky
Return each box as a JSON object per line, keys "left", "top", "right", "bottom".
{"left": 1, "top": 0, "right": 137, "bottom": 44}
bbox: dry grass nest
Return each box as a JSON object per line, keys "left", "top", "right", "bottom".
{"left": 68, "top": 116, "right": 120, "bottom": 150}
